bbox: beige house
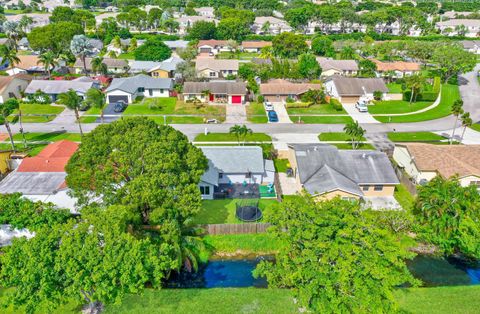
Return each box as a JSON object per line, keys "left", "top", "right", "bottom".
{"left": 0, "top": 74, "right": 32, "bottom": 103}
{"left": 324, "top": 76, "right": 388, "bottom": 103}
{"left": 260, "top": 79, "right": 322, "bottom": 102}
{"left": 317, "top": 58, "right": 358, "bottom": 77}
{"left": 195, "top": 58, "right": 239, "bottom": 79}
{"left": 372, "top": 59, "right": 421, "bottom": 78}
{"left": 393, "top": 143, "right": 480, "bottom": 189}
{"left": 288, "top": 144, "right": 400, "bottom": 208}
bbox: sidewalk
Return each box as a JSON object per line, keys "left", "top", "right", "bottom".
{"left": 435, "top": 127, "right": 480, "bottom": 144}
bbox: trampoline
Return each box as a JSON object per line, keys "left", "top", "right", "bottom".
{"left": 236, "top": 199, "right": 262, "bottom": 222}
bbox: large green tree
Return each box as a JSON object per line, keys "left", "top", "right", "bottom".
{"left": 216, "top": 18, "right": 251, "bottom": 41}
{"left": 272, "top": 32, "right": 308, "bottom": 58}
{"left": 414, "top": 176, "right": 480, "bottom": 259}
{"left": 134, "top": 37, "right": 172, "bottom": 61}
{"left": 65, "top": 117, "right": 208, "bottom": 226}
{"left": 432, "top": 44, "right": 477, "bottom": 82}
{"left": 186, "top": 21, "right": 217, "bottom": 40}
{"left": 255, "top": 196, "right": 418, "bottom": 313}
{"left": 297, "top": 53, "right": 321, "bottom": 79}
{"left": 28, "top": 22, "right": 83, "bottom": 55}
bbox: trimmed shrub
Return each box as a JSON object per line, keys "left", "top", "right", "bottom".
{"left": 257, "top": 95, "right": 264, "bottom": 103}
{"left": 329, "top": 98, "right": 343, "bottom": 111}
{"left": 286, "top": 97, "right": 295, "bottom": 103}
{"left": 285, "top": 102, "right": 311, "bottom": 108}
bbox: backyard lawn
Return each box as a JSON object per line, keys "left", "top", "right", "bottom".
{"left": 387, "top": 132, "right": 447, "bottom": 142}
{"left": 194, "top": 133, "right": 272, "bottom": 142}
{"left": 318, "top": 132, "right": 366, "bottom": 142}
{"left": 368, "top": 100, "right": 432, "bottom": 114}
{"left": 192, "top": 199, "right": 279, "bottom": 225}
{"left": 386, "top": 82, "right": 404, "bottom": 93}
{"left": 273, "top": 159, "right": 289, "bottom": 173}
{"left": 394, "top": 184, "right": 415, "bottom": 210}
{"left": 294, "top": 116, "right": 353, "bottom": 124}
{"left": 10, "top": 104, "right": 65, "bottom": 123}
{"left": 216, "top": 51, "right": 259, "bottom": 60}
{"left": 247, "top": 102, "right": 268, "bottom": 123}
{"left": 116, "top": 52, "right": 135, "bottom": 59}
{"left": 374, "top": 84, "right": 460, "bottom": 123}
{"left": 286, "top": 103, "right": 346, "bottom": 115}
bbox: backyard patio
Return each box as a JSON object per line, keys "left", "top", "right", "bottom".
{"left": 213, "top": 183, "right": 276, "bottom": 199}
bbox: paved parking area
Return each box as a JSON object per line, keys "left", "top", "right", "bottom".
{"left": 343, "top": 104, "right": 380, "bottom": 124}
{"left": 225, "top": 104, "right": 247, "bottom": 123}
{"left": 272, "top": 103, "right": 292, "bottom": 123}
{"left": 278, "top": 173, "right": 298, "bottom": 195}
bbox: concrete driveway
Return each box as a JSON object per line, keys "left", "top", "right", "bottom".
{"left": 272, "top": 102, "right": 292, "bottom": 123}
{"left": 343, "top": 104, "right": 380, "bottom": 124}
{"left": 458, "top": 64, "right": 480, "bottom": 123}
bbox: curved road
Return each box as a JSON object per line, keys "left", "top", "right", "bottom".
{"left": 458, "top": 63, "right": 480, "bottom": 124}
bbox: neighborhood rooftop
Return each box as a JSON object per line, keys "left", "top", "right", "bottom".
{"left": 183, "top": 81, "right": 246, "bottom": 95}
{"left": 327, "top": 76, "right": 388, "bottom": 95}
{"left": 106, "top": 74, "right": 173, "bottom": 94}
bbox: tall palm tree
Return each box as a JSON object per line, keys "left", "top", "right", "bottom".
{"left": 2, "top": 21, "right": 21, "bottom": 52}
{"left": 0, "top": 45, "right": 20, "bottom": 72}
{"left": 91, "top": 56, "right": 107, "bottom": 75}
{"left": 57, "top": 89, "right": 84, "bottom": 136}
{"left": 0, "top": 99, "right": 20, "bottom": 152}
{"left": 18, "top": 15, "right": 33, "bottom": 34}
{"left": 460, "top": 112, "right": 472, "bottom": 144}
{"left": 70, "top": 35, "right": 94, "bottom": 74}
{"left": 450, "top": 99, "right": 464, "bottom": 144}
{"left": 344, "top": 120, "right": 366, "bottom": 149}
{"left": 84, "top": 88, "right": 106, "bottom": 123}
{"left": 37, "top": 51, "right": 58, "bottom": 78}
{"left": 229, "top": 124, "right": 243, "bottom": 145}
{"left": 174, "top": 219, "right": 206, "bottom": 273}
{"left": 239, "top": 124, "right": 253, "bottom": 146}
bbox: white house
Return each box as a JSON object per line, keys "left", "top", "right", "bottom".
{"left": 0, "top": 74, "right": 32, "bottom": 103}
{"left": 105, "top": 74, "right": 173, "bottom": 104}
{"left": 183, "top": 81, "right": 247, "bottom": 105}
{"left": 175, "top": 16, "right": 218, "bottom": 35}
{"left": 24, "top": 77, "right": 97, "bottom": 102}
{"left": 195, "top": 58, "right": 239, "bottom": 78}
{"left": 198, "top": 146, "right": 275, "bottom": 200}
{"left": 324, "top": 76, "right": 388, "bottom": 103}
{"left": 194, "top": 7, "right": 215, "bottom": 18}
{"left": 436, "top": 19, "right": 480, "bottom": 37}
{"left": 252, "top": 16, "right": 292, "bottom": 35}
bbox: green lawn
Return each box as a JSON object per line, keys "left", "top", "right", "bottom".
{"left": 470, "top": 123, "right": 480, "bottom": 132}
{"left": 79, "top": 107, "right": 101, "bottom": 123}
{"left": 247, "top": 102, "right": 268, "bottom": 123}
{"left": 123, "top": 98, "right": 177, "bottom": 114}
{"left": 194, "top": 133, "right": 271, "bottom": 142}
{"left": 386, "top": 82, "right": 404, "bottom": 93}
{"left": 7, "top": 132, "right": 82, "bottom": 142}
{"left": 294, "top": 116, "right": 353, "bottom": 124}
{"left": 0, "top": 143, "right": 47, "bottom": 156}
{"left": 332, "top": 143, "right": 376, "bottom": 150}
{"left": 216, "top": 51, "right": 259, "bottom": 60}
{"left": 394, "top": 184, "right": 415, "bottom": 210}
{"left": 387, "top": 132, "right": 447, "bottom": 142}
{"left": 273, "top": 159, "right": 289, "bottom": 173}
{"left": 286, "top": 104, "right": 346, "bottom": 115}
{"left": 203, "top": 233, "right": 284, "bottom": 255}
{"left": 374, "top": 84, "right": 460, "bottom": 123}
{"left": 368, "top": 100, "right": 432, "bottom": 115}
{"left": 193, "top": 199, "right": 279, "bottom": 225}
{"left": 10, "top": 104, "right": 65, "bottom": 123}
{"left": 318, "top": 132, "right": 366, "bottom": 142}
{"left": 117, "top": 52, "right": 135, "bottom": 59}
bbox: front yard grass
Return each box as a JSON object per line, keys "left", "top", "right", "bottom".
{"left": 10, "top": 104, "right": 65, "bottom": 123}
{"left": 193, "top": 199, "right": 279, "bottom": 225}
{"left": 286, "top": 104, "right": 346, "bottom": 114}
{"left": 387, "top": 132, "right": 447, "bottom": 142}
{"left": 79, "top": 107, "right": 101, "bottom": 123}
{"left": 247, "top": 102, "right": 268, "bottom": 123}
{"left": 216, "top": 51, "right": 259, "bottom": 60}
{"left": 294, "top": 116, "right": 353, "bottom": 124}
{"left": 368, "top": 100, "right": 432, "bottom": 115}
{"left": 332, "top": 143, "right": 376, "bottom": 150}
{"left": 10, "top": 132, "right": 82, "bottom": 142}
{"left": 194, "top": 133, "right": 272, "bottom": 142}
{"left": 373, "top": 84, "right": 460, "bottom": 123}
{"left": 470, "top": 123, "right": 480, "bottom": 132}
{"left": 318, "top": 132, "right": 366, "bottom": 142}
{"left": 386, "top": 82, "right": 404, "bottom": 93}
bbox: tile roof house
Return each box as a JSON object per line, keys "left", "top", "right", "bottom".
{"left": 241, "top": 41, "right": 272, "bottom": 53}
{"left": 372, "top": 59, "right": 421, "bottom": 78}
{"left": 393, "top": 143, "right": 480, "bottom": 189}
{"left": 5, "top": 55, "right": 45, "bottom": 76}
{"left": 198, "top": 146, "right": 275, "bottom": 199}
{"left": 105, "top": 74, "right": 173, "bottom": 104}
{"left": 259, "top": 79, "right": 322, "bottom": 102}
{"left": 25, "top": 77, "right": 98, "bottom": 101}
{"left": 317, "top": 58, "right": 359, "bottom": 77}
{"left": 252, "top": 16, "right": 292, "bottom": 35}
{"left": 73, "top": 58, "right": 129, "bottom": 74}
{"left": 436, "top": 19, "right": 480, "bottom": 37}
{"left": 288, "top": 144, "right": 399, "bottom": 208}
{"left": 195, "top": 58, "right": 239, "bottom": 79}
{"left": 0, "top": 140, "right": 79, "bottom": 212}
{"left": 183, "top": 81, "right": 247, "bottom": 104}
{"left": 0, "top": 74, "right": 32, "bottom": 104}
{"left": 197, "top": 39, "right": 230, "bottom": 55}
{"left": 6, "top": 13, "right": 51, "bottom": 32}
{"left": 324, "top": 76, "right": 388, "bottom": 103}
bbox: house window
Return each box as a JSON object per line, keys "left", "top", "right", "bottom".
{"left": 160, "top": 89, "right": 164, "bottom": 93}
{"left": 218, "top": 172, "right": 223, "bottom": 179}
{"left": 374, "top": 185, "right": 383, "bottom": 191}
{"left": 245, "top": 172, "right": 252, "bottom": 179}
{"left": 153, "top": 72, "right": 158, "bottom": 77}
{"left": 138, "top": 87, "right": 145, "bottom": 93}
{"left": 200, "top": 186, "right": 210, "bottom": 195}
{"left": 209, "top": 72, "right": 216, "bottom": 77}
{"left": 362, "top": 186, "right": 369, "bottom": 191}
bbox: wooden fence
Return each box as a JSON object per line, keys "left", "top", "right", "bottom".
{"left": 202, "top": 223, "right": 271, "bottom": 235}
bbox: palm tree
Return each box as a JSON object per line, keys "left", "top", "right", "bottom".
{"left": 70, "top": 35, "right": 94, "bottom": 74}
{"left": 84, "top": 88, "right": 106, "bottom": 123}
{"left": 460, "top": 112, "right": 472, "bottom": 144}
{"left": 239, "top": 124, "right": 253, "bottom": 146}
{"left": 229, "top": 124, "right": 243, "bottom": 145}
{"left": 344, "top": 121, "right": 366, "bottom": 149}
{"left": 57, "top": 89, "right": 84, "bottom": 136}
{"left": 450, "top": 99, "right": 464, "bottom": 144}
{"left": 0, "top": 99, "right": 20, "bottom": 152}
{"left": 261, "top": 21, "right": 271, "bottom": 34}
{"left": 405, "top": 74, "right": 426, "bottom": 104}
{"left": 91, "top": 57, "right": 107, "bottom": 75}
{"left": 0, "top": 45, "right": 20, "bottom": 72}
{"left": 174, "top": 219, "right": 206, "bottom": 273}
{"left": 18, "top": 15, "right": 33, "bottom": 34}
{"left": 2, "top": 21, "right": 21, "bottom": 51}
{"left": 201, "top": 89, "right": 211, "bottom": 103}
{"left": 37, "top": 51, "right": 58, "bottom": 78}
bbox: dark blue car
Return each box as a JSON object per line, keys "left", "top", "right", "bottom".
{"left": 268, "top": 110, "right": 279, "bottom": 122}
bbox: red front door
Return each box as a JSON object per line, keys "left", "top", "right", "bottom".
{"left": 231, "top": 95, "right": 242, "bottom": 104}
{"left": 209, "top": 94, "right": 214, "bottom": 102}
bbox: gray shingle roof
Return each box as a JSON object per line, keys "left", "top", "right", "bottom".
{"left": 183, "top": 81, "right": 247, "bottom": 95}
{"left": 164, "top": 40, "right": 189, "bottom": 49}
{"left": 329, "top": 76, "right": 388, "bottom": 96}
{"left": 74, "top": 58, "right": 128, "bottom": 70}
{"left": 129, "top": 57, "right": 183, "bottom": 73}
{"left": 290, "top": 144, "right": 398, "bottom": 196}
{"left": 317, "top": 58, "right": 359, "bottom": 71}
{"left": 0, "top": 172, "right": 66, "bottom": 195}
{"left": 195, "top": 58, "right": 239, "bottom": 72}
{"left": 199, "top": 146, "right": 265, "bottom": 174}
{"left": 106, "top": 74, "right": 173, "bottom": 94}
{"left": 25, "top": 80, "right": 94, "bottom": 95}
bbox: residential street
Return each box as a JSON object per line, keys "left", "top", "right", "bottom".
{"left": 458, "top": 64, "right": 480, "bottom": 123}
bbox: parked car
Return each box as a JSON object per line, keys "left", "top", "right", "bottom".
{"left": 113, "top": 101, "right": 127, "bottom": 113}
{"left": 264, "top": 102, "right": 274, "bottom": 111}
{"left": 268, "top": 110, "right": 279, "bottom": 122}
{"left": 355, "top": 101, "right": 368, "bottom": 113}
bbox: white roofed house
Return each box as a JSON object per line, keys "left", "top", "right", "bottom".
{"left": 129, "top": 57, "right": 183, "bottom": 79}
{"left": 73, "top": 58, "right": 129, "bottom": 75}
{"left": 6, "top": 13, "right": 51, "bottom": 32}
{"left": 24, "top": 77, "right": 98, "bottom": 102}
{"left": 436, "top": 19, "right": 480, "bottom": 37}
{"left": 198, "top": 146, "right": 275, "bottom": 200}
{"left": 460, "top": 40, "right": 480, "bottom": 54}
{"left": 105, "top": 74, "right": 173, "bottom": 104}
{"left": 324, "top": 76, "right": 388, "bottom": 104}
{"left": 252, "top": 16, "right": 292, "bottom": 35}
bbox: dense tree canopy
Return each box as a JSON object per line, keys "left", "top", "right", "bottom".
{"left": 216, "top": 18, "right": 251, "bottom": 41}
{"left": 27, "top": 22, "right": 83, "bottom": 54}
{"left": 134, "top": 37, "right": 172, "bottom": 61}
{"left": 186, "top": 21, "right": 217, "bottom": 40}
{"left": 432, "top": 44, "right": 477, "bottom": 82}
{"left": 255, "top": 196, "right": 417, "bottom": 312}
{"left": 272, "top": 32, "right": 308, "bottom": 58}
{"left": 414, "top": 176, "right": 480, "bottom": 259}
{"left": 297, "top": 53, "right": 321, "bottom": 79}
